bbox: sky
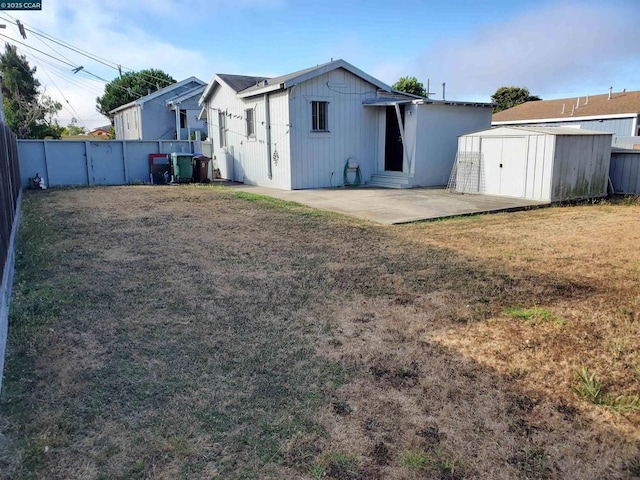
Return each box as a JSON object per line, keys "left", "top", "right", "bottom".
{"left": 1, "top": 0, "right": 638, "bottom": 130}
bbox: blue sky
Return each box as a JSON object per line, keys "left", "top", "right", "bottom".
{"left": 2, "top": 0, "right": 639, "bottom": 129}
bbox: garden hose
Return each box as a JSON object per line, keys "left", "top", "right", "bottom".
{"left": 343, "top": 158, "right": 362, "bottom": 187}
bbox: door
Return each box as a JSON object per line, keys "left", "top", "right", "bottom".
{"left": 480, "top": 137, "right": 527, "bottom": 197}
{"left": 384, "top": 105, "right": 405, "bottom": 171}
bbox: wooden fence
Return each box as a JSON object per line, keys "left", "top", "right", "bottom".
{"left": 0, "top": 122, "right": 20, "bottom": 392}
{"left": 18, "top": 139, "right": 198, "bottom": 187}
{"left": 0, "top": 124, "right": 20, "bottom": 280}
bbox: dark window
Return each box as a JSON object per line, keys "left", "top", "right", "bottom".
{"left": 246, "top": 108, "right": 255, "bottom": 137}
{"left": 311, "top": 101, "right": 328, "bottom": 132}
{"left": 218, "top": 111, "right": 227, "bottom": 147}
{"left": 180, "top": 109, "right": 187, "bottom": 129}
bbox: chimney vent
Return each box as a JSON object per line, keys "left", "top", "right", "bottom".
{"left": 608, "top": 86, "right": 613, "bottom": 100}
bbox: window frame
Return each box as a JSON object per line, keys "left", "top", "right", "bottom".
{"left": 218, "top": 110, "right": 227, "bottom": 148}
{"left": 245, "top": 108, "right": 255, "bottom": 138}
{"left": 311, "top": 101, "right": 329, "bottom": 133}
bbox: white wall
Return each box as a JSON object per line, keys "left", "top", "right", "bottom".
{"left": 414, "top": 104, "right": 492, "bottom": 186}
{"left": 206, "top": 83, "right": 291, "bottom": 189}
{"left": 288, "top": 68, "right": 379, "bottom": 189}
{"left": 114, "top": 106, "right": 142, "bottom": 140}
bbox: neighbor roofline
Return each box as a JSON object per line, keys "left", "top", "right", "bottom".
{"left": 492, "top": 112, "right": 639, "bottom": 125}
{"left": 110, "top": 76, "right": 206, "bottom": 114}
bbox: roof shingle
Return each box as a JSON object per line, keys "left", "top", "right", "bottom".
{"left": 492, "top": 90, "right": 640, "bottom": 123}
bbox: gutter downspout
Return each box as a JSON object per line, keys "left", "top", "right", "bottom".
{"left": 265, "top": 93, "right": 272, "bottom": 179}
{"left": 174, "top": 106, "right": 180, "bottom": 140}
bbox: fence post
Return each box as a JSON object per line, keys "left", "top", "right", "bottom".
{"left": 43, "top": 140, "right": 51, "bottom": 187}
{"left": 122, "top": 141, "right": 129, "bottom": 184}
{"left": 85, "top": 141, "right": 94, "bottom": 186}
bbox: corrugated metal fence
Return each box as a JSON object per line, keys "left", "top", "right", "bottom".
{"left": 0, "top": 122, "right": 20, "bottom": 393}
{"left": 610, "top": 150, "right": 640, "bottom": 195}
{"left": 18, "top": 139, "right": 197, "bottom": 187}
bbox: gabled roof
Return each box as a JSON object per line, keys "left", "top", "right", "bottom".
{"left": 492, "top": 90, "right": 640, "bottom": 123}
{"left": 218, "top": 74, "right": 268, "bottom": 93}
{"left": 110, "top": 76, "right": 206, "bottom": 114}
{"left": 199, "top": 73, "right": 267, "bottom": 105}
{"left": 165, "top": 85, "right": 207, "bottom": 107}
{"left": 236, "top": 59, "right": 392, "bottom": 98}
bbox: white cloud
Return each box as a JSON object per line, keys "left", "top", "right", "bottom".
{"left": 412, "top": 2, "right": 640, "bottom": 101}
{"left": 0, "top": 0, "right": 279, "bottom": 128}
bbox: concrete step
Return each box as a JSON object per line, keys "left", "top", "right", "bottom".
{"left": 368, "top": 172, "right": 412, "bottom": 189}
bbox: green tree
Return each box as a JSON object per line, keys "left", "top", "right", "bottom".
{"left": 96, "top": 69, "right": 176, "bottom": 120}
{"left": 62, "top": 122, "right": 86, "bottom": 135}
{"left": 392, "top": 76, "right": 426, "bottom": 97}
{"left": 0, "top": 43, "right": 63, "bottom": 138}
{"left": 491, "top": 86, "right": 541, "bottom": 113}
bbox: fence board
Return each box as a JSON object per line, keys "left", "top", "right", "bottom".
{"left": 18, "top": 140, "right": 195, "bottom": 187}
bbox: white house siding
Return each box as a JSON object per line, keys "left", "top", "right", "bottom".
{"left": 414, "top": 104, "right": 492, "bottom": 186}
{"left": 289, "top": 69, "right": 378, "bottom": 189}
{"left": 206, "top": 83, "right": 291, "bottom": 189}
{"left": 551, "top": 134, "right": 610, "bottom": 201}
{"left": 114, "top": 106, "right": 142, "bottom": 140}
{"left": 610, "top": 150, "right": 640, "bottom": 194}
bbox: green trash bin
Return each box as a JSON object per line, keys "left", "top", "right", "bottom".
{"left": 171, "top": 153, "right": 194, "bottom": 183}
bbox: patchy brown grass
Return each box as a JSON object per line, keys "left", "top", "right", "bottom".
{"left": 1, "top": 186, "right": 639, "bottom": 479}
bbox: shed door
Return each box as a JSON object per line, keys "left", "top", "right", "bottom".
{"left": 481, "top": 137, "right": 527, "bottom": 197}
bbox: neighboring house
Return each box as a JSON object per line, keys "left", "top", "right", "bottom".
{"left": 492, "top": 89, "right": 640, "bottom": 149}
{"left": 111, "top": 77, "right": 207, "bottom": 141}
{"left": 199, "top": 59, "right": 492, "bottom": 190}
{"left": 90, "top": 125, "right": 112, "bottom": 138}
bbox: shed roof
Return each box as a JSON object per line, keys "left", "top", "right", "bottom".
{"left": 492, "top": 90, "right": 640, "bottom": 123}
{"left": 465, "top": 126, "right": 613, "bottom": 137}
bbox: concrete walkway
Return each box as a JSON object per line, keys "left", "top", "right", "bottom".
{"left": 229, "top": 184, "right": 550, "bottom": 224}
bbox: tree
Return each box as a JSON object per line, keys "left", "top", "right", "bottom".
{"left": 0, "top": 43, "right": 63, "bottom": 138}
{"left": 491, "top": 86, "right": 541, "bottom": 113}
{"left": 62, "top": 122, "right": 86, "bottom": 135}
{"left": 96, "top": 69, "right": 176, "bottom": 120}
{"left": 392, "top": 76, "right": 426, "bottom": 97}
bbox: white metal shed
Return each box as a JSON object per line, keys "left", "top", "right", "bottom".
{"left": 452, "top": 126, "right": 612, "bottom": 201}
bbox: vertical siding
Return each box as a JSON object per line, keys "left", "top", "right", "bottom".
{"left": 416, "top": 105, "right": 492, "bottom": 186}
{"left": 551, "top": 135, "right": 611, "bottom": 200}
{"left": 206, "top": 83, "right": 291, "bottom": 189}
{"left": 610, "top": 151, "right": 640, "bottom": 194}
{"left": 289, "top": 69, "right": 378, "bottom": 189}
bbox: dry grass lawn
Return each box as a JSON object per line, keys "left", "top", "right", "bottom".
{"left": 0, "top": 186, "right": 639, "bottom": 479}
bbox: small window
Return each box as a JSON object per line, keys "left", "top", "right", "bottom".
{"left": 311, "top": 101, "right": 328, "bottom": 132}
{"left": 180, "top": 109, "right": 187, "bottom": 129}
{"left": 218, "top": 111, "right": 227, "bottom": 148}
{"left": 245, "top": 108, "right": 255, "bottom": 138}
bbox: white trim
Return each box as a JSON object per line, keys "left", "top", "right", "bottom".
{"left": 492, "top": 112, "right": 638, "bottom": 125}
{"left": 110, "top": 76, "right": 206, "bottom": 114}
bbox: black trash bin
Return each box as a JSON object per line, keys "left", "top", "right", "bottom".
{"left": 193, "top": 156, "right": 211, "bottom": 183}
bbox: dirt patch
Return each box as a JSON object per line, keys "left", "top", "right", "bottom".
{"left": 1, "top": 186, "right": 639, "bottom": 479}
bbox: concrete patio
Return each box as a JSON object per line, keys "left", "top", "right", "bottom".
{"left": 229, "top": 185, "right": 550, "bottom": 224}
